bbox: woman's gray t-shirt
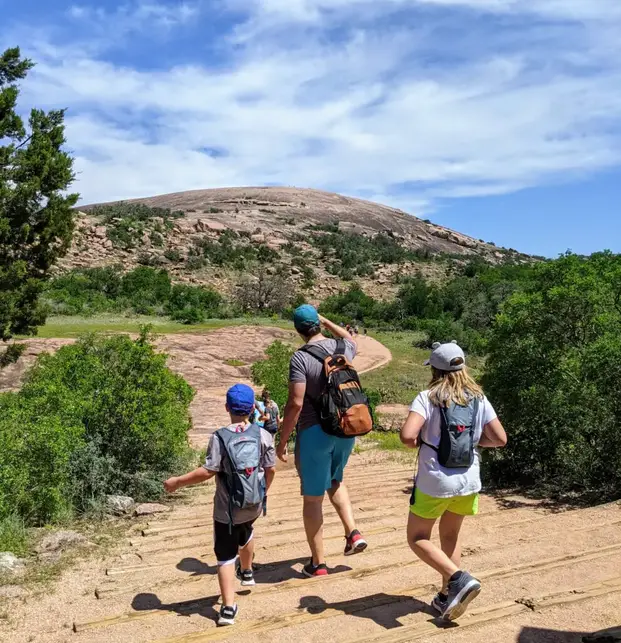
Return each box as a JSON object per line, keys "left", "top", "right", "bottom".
{"left": 289, "top": 338, "right": 357, "bottom": 431}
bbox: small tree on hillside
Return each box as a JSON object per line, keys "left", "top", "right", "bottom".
{"left": 0, "top": 47, "right": 78, "bottom": 351}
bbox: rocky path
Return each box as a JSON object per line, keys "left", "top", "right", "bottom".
{"left": 2, "top": 330, "right": 620, "bottom": 643}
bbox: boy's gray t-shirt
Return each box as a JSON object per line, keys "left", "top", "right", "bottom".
{"left": 203, "top": 423, "right": 276, "bottom": 525}
{"left": 289, "top": 338, "right": 357, "bottom": 431}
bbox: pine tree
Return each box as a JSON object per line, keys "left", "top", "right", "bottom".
{"left": 0, "top": 47, "right": 79, "bottom": 346}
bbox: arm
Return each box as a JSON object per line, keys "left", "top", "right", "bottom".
{"left": 278, "top": 381, "right": 306, "bottom": 461}
{"left": 264, "top": 467, "right": 276, "bottom": 492}
{"left": 319, "top": 314, "right": 357, "bottom": 344}
{"left": 164, "top": 467, "right": 215, "bottom": 493}
{"left": 400, "top": 411, "right": 426, "bottom": 449}
{"left": 478, "top": 417, "right": 508, "bottom": 448}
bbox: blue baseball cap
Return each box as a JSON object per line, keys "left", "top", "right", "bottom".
{"left": 226, "top": 383, "right": 256, "bottom": 415}
{"left": 293, "top": 304, "right": 320, "bottom": 333}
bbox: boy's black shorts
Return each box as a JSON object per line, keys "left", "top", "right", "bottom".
{"left": 214, "top": 519, "right": 256, "bottom": 564}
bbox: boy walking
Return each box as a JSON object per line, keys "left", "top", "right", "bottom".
{"left": 164, "top": 383, "right": 276, "bottom": 627}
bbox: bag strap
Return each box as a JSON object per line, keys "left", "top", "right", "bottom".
{"left": 299, "top": 343, "right": 330, "bottom": 364}
{"left": 215, "top": 430, "right": 235, "bottom": 533}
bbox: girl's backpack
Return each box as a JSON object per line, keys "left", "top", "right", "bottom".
{"left": 420, "top": 397, "right": 480, "bottom": 468}
{"left": 300, "top": 339, "right": 373, "bottom": 438}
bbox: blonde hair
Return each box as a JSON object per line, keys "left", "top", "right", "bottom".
{"left": 428, "top": 366, "right": 484, "bottom": 408}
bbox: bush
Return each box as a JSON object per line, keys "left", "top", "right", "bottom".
{"left": 251, "top": 341, "right": 295, "bottom": 408}
{"left": 482, "top": 252, "right": 621, "bottom": 497}
{"left": 0, "top": 331, "right": 195, "bottom": 523}
{"left": 165, "top": 284, "right": 223, "bottom": 324}
{"left": 45, "top": 267, "right": 122, "bottom": 316}
{"left": 414, "top": 317, "right": 488, "bottom": 356}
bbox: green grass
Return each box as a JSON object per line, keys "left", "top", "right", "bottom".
{"left": 363, "top": 431, "right": 409, "bottom": 451}
{"left": 225, "top": 358, "right": 246, "bottom": 367}
{"left": 31, "top": 314, "right": 293, "bottom": 339}
{"left": 361, "top": 331, "right": 485, "bottom": 406}
{"left": 0, "top": 515, "right": 29, "bottom": 557}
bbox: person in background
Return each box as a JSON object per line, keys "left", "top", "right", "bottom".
{"left": 164, "top": 384, "right": 276, "bottom": 627}
{"left": 259, "top": 388, "right": 280, "bottom": 436}
{"left": 277, "top": 305, "right": 368, "bottom": 578}
{"left": 400, "top": 342, "right": 507, "bottom": 621}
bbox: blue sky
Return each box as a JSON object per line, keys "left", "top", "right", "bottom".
{"left": 2, "top": 0, "right": 620, "bottom": 257}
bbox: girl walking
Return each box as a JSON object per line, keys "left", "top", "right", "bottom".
{"left": 400, "top": 341, "right": 507, "bottom": 620}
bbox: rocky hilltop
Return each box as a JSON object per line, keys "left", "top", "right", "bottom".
{"left": 61, "top": 187, "right": 528, "bottom": 301}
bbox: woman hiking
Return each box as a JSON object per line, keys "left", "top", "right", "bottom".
{"left": 400, "top": 341, "right": 507, "bottom": 621}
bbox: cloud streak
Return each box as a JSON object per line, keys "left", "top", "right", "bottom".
{"left": 5, "top": 0, "right": 621, "bottom": 212}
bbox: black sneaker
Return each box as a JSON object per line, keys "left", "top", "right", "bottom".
{"left": 443, "top": 571, "right": 481, "bottom": 621}
{"left": 217, "top": 604, "right": 238, "bottom": 626}
{"left": 235, "top": 560, "right": 256, "bottom": 587}
{"left": 431, "top": 591, "right": 448, "bottom": 614}
{"left": 302, "top": 560, "right": 329, "bottom": 578}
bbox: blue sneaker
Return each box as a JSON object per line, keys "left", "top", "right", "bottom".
{"left": 431, "top": 592, "right": 448, "bottom": 614}
{"left": 443, "top": 571, "right": 481, "bottom": 621}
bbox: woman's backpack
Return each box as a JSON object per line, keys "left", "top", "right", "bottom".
{"left": 263, "top": 403, "right": 279, "bottom": 434}
{"left": 300, "top": 339, "right": 373, "bottom": 439}
{"left": 420, "top": 397, "right": 480, "bottom": 468}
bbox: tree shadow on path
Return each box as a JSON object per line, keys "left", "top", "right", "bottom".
{"left": 518, "top": 626, "right": 621, "bottom": 643}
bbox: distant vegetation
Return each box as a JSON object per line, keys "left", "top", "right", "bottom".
{"left": 0, "top": 331, "right": 194, "bottom": 551}
{"left": 45, "top": 266, "right": 225, "bottom": 324}
{"left": 91, "top": 202, "right": 184, "bottom": 250}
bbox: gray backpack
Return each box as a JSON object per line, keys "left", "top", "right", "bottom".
{"left": 421, "top": 397, "right": 480, "bottom": 468}
{"left": 263, "top": 403, "right": 278, "bottom": 434}
{"left": 215, "top": 424, "right": 265, "bottom": 526}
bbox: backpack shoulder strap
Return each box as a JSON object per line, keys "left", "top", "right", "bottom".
{"left": 334, "top": 338, "right": 346, "bottom": 356}
{"left": 299, "top": 343, "right": 330, "bottom": 364}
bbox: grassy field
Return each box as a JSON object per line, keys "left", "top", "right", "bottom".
{"left": 33, "top": 314, "right": 292, "bottom": 338}
{"left": 362, "top": 330, "right": 485, "bottom": 406}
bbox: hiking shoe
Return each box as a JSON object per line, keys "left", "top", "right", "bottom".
{"left": 431, "top": 592, "right": 448, "bottom": 615}
{"left": 235, "top": 559, "right": 256, "bottom": 586}
{"left": 344, "top": 529, "right": 368, "bottom": 556}
{"left": 302, "top": 561, "right": 329, "bottom": 578}
{"left": 217, "top": 604, "right": 238, "bottom": 626}
{"left": 443, "top": 571, "right": 481, "bottom": 621}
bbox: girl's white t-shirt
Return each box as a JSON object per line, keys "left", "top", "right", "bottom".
{"left": 410, "top": 391, "right": 497, "bottom": 498}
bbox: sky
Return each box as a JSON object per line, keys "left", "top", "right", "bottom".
{"left": 1, "top": 0, "right": 620, "bottom": 258}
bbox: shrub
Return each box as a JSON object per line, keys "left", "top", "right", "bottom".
{"left": 482, "top": 252, "right": 621, "bottom": 497}
{"left": 119, "top": 267, "right": 171, "bottom": 314}
{"left": 165, "top": 284, "right": 223, "bottom": 324}
{"left": 251, "top": 341, "right": 295, "bottom": 408}
{"left": 0, "top": 332, "right": 195, "bottom": 524}
{"left": 164, "top": 249, "right": 182, "bottom": 263}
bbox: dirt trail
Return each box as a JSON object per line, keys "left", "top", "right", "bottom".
{"left": 2, "top": 330, "right": 620, "bottom": 643}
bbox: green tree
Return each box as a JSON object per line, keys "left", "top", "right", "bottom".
{"left": 482, "top": 252, "right": 621, "bottom": 496}
{"left": 0, "top": 47, "right": 78, "bottom": 342}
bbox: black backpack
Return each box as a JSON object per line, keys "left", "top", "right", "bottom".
{"left": 420, "top": 397, "right": 480, "bottom": 468}
{"left": 300, "top": 339, "right": 373, "bottom": 439}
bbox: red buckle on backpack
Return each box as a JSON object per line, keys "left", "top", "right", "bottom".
{"left": 457, "top": 425, "right": 466, "bottom": 433}
{"left": 245, "top": 467, "right": 255, "bottom": 477}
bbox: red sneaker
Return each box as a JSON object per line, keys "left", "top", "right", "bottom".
{"left": 344, "top": 529, "right": 368, "bottom": 556}
{"left": 303, "top": 561, "right": 329, "bottom": 577}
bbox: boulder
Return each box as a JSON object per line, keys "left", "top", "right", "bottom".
{"left": 134, "top": 503, "right": 169, "bottom": 517}
{"left": 106, "top": 495, "right": 135, "bottom": 516}
{"left": 94, "top": 226, "right": 107, "bottom": 239}
{"left": 35, "top": 530, "right": 87, "bottom": 555}
{"left": 0, "top": 553, "right": 26, "bottom": 578}
{"left": 251, "top": 233, "right": 266, "bottom": 243}
{"left": 103, "top": 239, "right": 113, "bottom": 250}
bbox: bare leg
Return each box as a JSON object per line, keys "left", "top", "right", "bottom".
{"left": 303, "top": 495, "right": 325, "bottom": 565}
{"left": 239, "top": 534, "right": 255, "bottom": 571}
{"left": 438, "top": 511, "right": 465, "bottom": 593}
{"left": 217, "top": 563, "right": 236, "bottom": 607}
{"left": 407, "top": 512, "right": 459, "bottom": 584}
{"left": 327, "top": 480, "right": 356, "bottom": 536}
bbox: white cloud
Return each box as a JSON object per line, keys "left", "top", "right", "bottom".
{"left": 6, "top": 0, "right": 621, "bottom": 213}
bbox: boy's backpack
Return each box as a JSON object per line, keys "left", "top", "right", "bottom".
{"left": 420, "top": 397, "right": 480, "bottom": 468}
{"left": 263, "top": 403, "right": 279, "bottom": 434}
{"left": 300, "top": 339, "right": 373, "bottom": 439}
{"left": 215, "top": 424, "right": 266, "bottom": 527}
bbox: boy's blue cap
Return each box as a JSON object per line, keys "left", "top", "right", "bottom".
{"left": 293, "top": 304, "right": 320, "bottom": 332}
{"left": 226, "top": 384, "right": 255, "bottom": 415}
